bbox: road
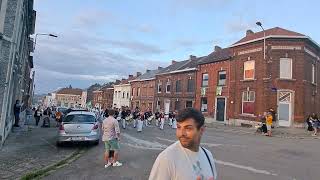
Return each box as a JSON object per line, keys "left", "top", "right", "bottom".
{"left": 44, "top": 124, "right": 320, "bottom": 180}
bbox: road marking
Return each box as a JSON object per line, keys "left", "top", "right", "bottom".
{"left": 122, "top": 133, "right": 167, "bottom": 150}
{"left": 215, "top": 160, "right": 278, "bottom": 176}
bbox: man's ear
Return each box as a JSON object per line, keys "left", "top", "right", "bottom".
{"left": 200, "top": 126, "right": 205, "bottom": 135}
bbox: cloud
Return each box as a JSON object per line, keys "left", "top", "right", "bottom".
{"left": 32, "top": 28, "right": 167, "bottom": 93}
{"left": 73, "top": 9, "right": 112, "bottom": 28}
{"left": 174, "top": 39, "right": 212, "bottom": 48}
{"left": 225, "top": 18, "right": 255, "bottom": 33}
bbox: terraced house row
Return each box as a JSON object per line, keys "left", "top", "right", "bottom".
{"left": 93, "top": 27, "right": 320, "bottom": 127}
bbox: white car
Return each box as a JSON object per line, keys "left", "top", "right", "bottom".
{"left": 56, "top": 111, "right": 100, "bottom": 146}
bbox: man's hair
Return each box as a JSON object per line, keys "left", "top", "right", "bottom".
{"left": 108, "top": 109, "right": 115, "bottom": 116}
{"left": 177, "top": 108, "right": 205, "bottom": 129}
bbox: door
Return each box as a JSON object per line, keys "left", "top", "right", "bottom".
{"left": 164, "top": 99, "right": 170, "bottom": 114}
{"left": 216, "top": 98, "right": 225, "bottom": 122}
{"left": 278, "top": 91, "right": 293, "bottom": 127}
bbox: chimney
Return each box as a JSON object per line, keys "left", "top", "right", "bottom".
{"left": 136, "top": 72, "right": 142, "bottom": 77}
{"left": 214, "top": 46, "right": 222, "bottom": 52}
{"left": 158, "top": 66, "right": 163, "bottom": 70}
{"left": 189, "top": 55, "right": 197, "bottom": 61}
{"left": 146, "top": 69, "right": 151, "bottom": 73}
{"left": 246, "top": 29, "right": 254, "bottom": 36}
{"left": 172, "top": 60, "right": 177, "bottom": 65}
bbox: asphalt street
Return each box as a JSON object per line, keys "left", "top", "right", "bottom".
{"left": 44, "top": 123, "right": 320, "bottom": 180}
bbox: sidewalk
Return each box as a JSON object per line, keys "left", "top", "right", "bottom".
{"left": 206, "top": 122, "right": 320, "bottom": 139}
{"left": 0, "top": 116, "right": 78, "bottom": 179}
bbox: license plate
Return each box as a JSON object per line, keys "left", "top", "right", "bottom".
{"left": 71, "top": 137, "right": 85, "bottom": 141}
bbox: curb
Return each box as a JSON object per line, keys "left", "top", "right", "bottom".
{"left": 20, "top": 148, "right": 88, "bottom": 180}
{"left": 207, "top": 126, "right": 320, "bottom": 140}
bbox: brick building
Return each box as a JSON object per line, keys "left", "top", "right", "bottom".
{"left": 130, "top": 68, "right": 161, "bottom": 112}
{"left": 194, "top": 47, "right": 232, "bottom": 122}
{"left": 216, "top": 27, "right": 320, "bottom": 127}
{"left": 92, "top": 85, "right": 114, "bottom": 110}
{"left": 55, "top": 88, "right": 84, "bottom": 108}
{"left": 155, "top": 56, "right": 202, "bottom": 114}
{"left": 113, "top": 75, "right": 136, "bottom": 109}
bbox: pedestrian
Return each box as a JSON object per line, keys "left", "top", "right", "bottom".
{"left": 34, "top": 107, "right": 42, "bottom": 126}
{"left": 311, "top": 113, "right": 319, "bottom": 136}
{"left": 159, "top": 110, "right": 165, "bottom": 130}
{"left": 137, "top": 111, "right": 143, "bottom": 132}
{"left": 13, "top": 100, "right": 23, "bottom": 127}
{"left": 133, "top": 107, "right": 139, "bottom": 128}
{"left": 155, "top": 111, "right": 160, "bottom": 127}
{"left": 55, "top": 110, "right": 62, "bottom": 127}
{"left": 102, "top": 109, "right": 122, "bottom": 168}
{"left": 168, "top": 111, "right": 173, "bottom": 126}
{"left": 149, "top": 108, "right": 217, "bottom": 180}
{"left": 172, "top": 111, "right": 177, "bottom": 129}
{"left": 266, "top": 112, "right": 273, "bottom": 137}
{"left": 121, "top": 107, "right": 127, "bottom": 129}
{"left": 42, "top": 107, "right": 51, "bottom": 127}
{"left": 269, "top": 108, "right": 276, "bottom": 128}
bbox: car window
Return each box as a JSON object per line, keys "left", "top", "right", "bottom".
{"left": 63, "top": 114, "right": 96, "bottom": 123}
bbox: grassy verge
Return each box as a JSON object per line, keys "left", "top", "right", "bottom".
{"left": 21, "top": 148, "right": 87, "bottom": 180}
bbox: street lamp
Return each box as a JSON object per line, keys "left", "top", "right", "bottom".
{"left": 256, "top": 21, "right": 266, "bottom": 60}
{"left": 33, "top": 33, "right": 58, "bottom": 50}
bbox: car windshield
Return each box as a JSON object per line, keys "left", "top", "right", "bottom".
{"left": 58, "top": 108, "right": 67, "bottom": 113}
{"left": 63, "top": 114, "right": 95, "bottom": 123}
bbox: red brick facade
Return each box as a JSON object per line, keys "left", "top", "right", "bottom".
{"left": 195, "top": 60, "right": 231, "bottom": 120}
{"left": 228, "top": 38, "right": 320, "bottom": 125}
{"left": 155, "top": 71, "right": 196, "bottom": 113}
{"left": 130, "top": 80, "right": 155, "bottom": 112}
{"left": 92, "top": 87, "right": 114, "bottom": 110}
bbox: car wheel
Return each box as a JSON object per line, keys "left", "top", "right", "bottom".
{"left": 56, "top": 141, "right": 63, "bottom": 147}
{"left": 93, "top": 140, "right": 100, "bottom": 145}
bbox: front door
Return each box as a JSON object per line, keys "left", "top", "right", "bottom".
{"left": 164, "top": 99, "right": 170, "bottom": 114}
{"left": 216, "top": 98, "right": 225, "bottom": 122}
{"left": 278, "top": 91, "right": 293, "bottom": 127}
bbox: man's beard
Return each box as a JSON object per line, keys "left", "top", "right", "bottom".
{"left": 179, "top": 137, "right": 195, "bottom": 149}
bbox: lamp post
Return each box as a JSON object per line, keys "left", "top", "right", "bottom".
{"left": 33, "top": 33, "right": 58, "bottom": 50}
{"left": 256, "top": 22, "right": 266, "bottom": 60}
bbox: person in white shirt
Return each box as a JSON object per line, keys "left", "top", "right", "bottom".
{"left": 149, "top": 108, "right": 217, "bottom": 180}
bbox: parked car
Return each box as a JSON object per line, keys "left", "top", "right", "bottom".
{"left": 56, "top": 111, "right": 100, "bottom": 146}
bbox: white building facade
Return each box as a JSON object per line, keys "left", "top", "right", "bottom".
{"left": 113, "top": 83, "right": 131, "bottom": 109}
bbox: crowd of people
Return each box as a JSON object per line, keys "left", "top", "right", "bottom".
{"left": 102, "top": 106, "right": 178, "bottom": 133}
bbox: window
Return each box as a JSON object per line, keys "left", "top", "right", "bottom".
{"left": 176, "top": 80, "right": 181, "bottom": 92}
{"left": 312, "top": 64, "right": 316, "bottom": 84}
{"left": 166, "top": 81, "right": 171, "bottom": 93}
{"left": 280, "top": 58, "right": 292, "bottom": 79}
{"left": 157, "top": 83, "right": 162, "bottom": 93}
{"left": 156, "top": 100, "right": 161, "bottom": 110}
{"left": 137, "top": 88, "right": 140, "bottom": 96}
{"left": 218, "top": 71, "right": 226, "bottom": 86}
{"left": 242, "top": 91, "right": 255, "bottom": 114}
{"left": 122, "top": 92, "right": 125, "bottom": 98}
{"left": 244, "top": 60, "right": 255, "bottom": 80}
{"left": 127, "top": 92, "right": 129, "bottom": 99}
{"left": 202, "top": 73, "right": 209, "bottom": 87}
{"left": 186, "top": 101, "right": 193, "bottom": 108}
{"left": 187, "top": 79, "right": 195, "bottom": 92}
{"left": 201, "top": 98, "right": 208, "bottom": 112}
{"left": 175, "top": 100, "right": 181, "bottom": 111}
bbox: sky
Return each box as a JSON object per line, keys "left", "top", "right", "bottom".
{"left": 32, "top": 0, "right": 320, "bottom": 94}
